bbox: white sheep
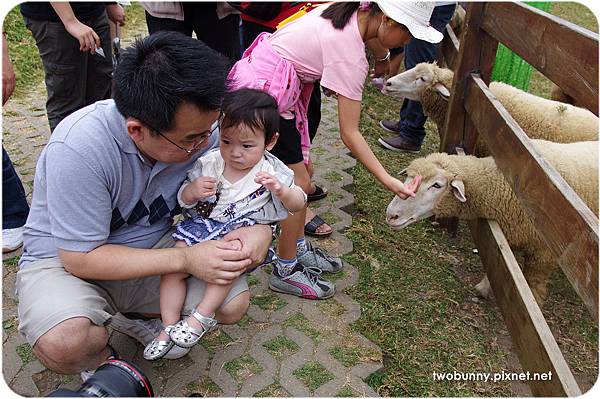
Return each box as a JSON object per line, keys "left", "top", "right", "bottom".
{"left": 384, "top": 62, "right": 598, "bottom": 155}
{"left": 385, "top": 139, "right": 598, "bottom": 304}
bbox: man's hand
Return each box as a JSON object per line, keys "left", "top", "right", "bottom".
{"left": 223, "top": 225, "right": 271, "bottom": 268}
{"left": 183, "top": 240, "right": 251, "bottom": 285}
{"left": 106, "top": 4, "right": 126, "bottom": 26}
{"left": 64, "top": 20, "right": 101, "bottom": 53}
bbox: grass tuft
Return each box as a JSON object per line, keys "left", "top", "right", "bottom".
{"left": 293, "top": 361, "right": 334, "bottom": 392}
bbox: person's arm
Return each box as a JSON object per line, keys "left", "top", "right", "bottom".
{"left": 50, "top": 2, "right": 100, "bottom": 53}
{"left": 58, "top": 238, "right": 252, "bottom": 285}
{"left": 337, "top": 95, "right": 418, "bottom": 199}
{"left": 44, "top": 142, "right": 252, "bottom": 285}
{"left": 105, "top": 3, "right": 126, "bottom": 26}
{"left": 254, "top": 171, "right": 307, "bottom": 213}
{"left": 365, "top": 38, "right": 391, "bottom": 77}
{"left": 2, "top": 32, "right": 15, "bottom": 105}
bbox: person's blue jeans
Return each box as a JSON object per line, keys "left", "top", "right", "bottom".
{"left": 2, "top": 147, "right": 29, "bottom": 229}
{"left": 397, "top": 4, "right": 456, "bottom": 147}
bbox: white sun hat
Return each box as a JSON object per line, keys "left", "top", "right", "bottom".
{"left": 376, "top": 1, "right": 444, "bottom": 43}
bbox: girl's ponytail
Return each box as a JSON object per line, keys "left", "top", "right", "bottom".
{"left": 320, "top": 3, "right": 361, "bottom": 30}
{"left": 321, "top": 2, "right": 382, "bottom": 30}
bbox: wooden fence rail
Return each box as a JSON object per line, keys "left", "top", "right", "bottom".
{"left": 437, "top": 2, "right": 599, "bottom": 396}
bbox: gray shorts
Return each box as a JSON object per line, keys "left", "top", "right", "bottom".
{"left": 16, "top": 230, "right": 249, "bottom": 346}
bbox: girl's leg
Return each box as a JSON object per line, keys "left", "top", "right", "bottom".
{"left": 157, "top": 241, "right": 190, "bottom": 340}
{"left": 185, "top": 283, "right": 233, "bottom": 333}
{"left": 182, "top": 239, "right": 241, "bottom": 333}
{"left": 279, "top": 161, "right": 309, "bottom": 260}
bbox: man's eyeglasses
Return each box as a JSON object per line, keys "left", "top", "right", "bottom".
{"left": 146, "top": 114, "right": 223, "bottom": 154}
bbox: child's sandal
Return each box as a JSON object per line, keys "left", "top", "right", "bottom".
{"left": 169, "top": 311, "right": 217, "bottom": 348}
{"left": 143, "top": 325, "right": 175, "bottom": 361}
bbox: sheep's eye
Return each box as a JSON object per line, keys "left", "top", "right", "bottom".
{"left": 419, "top": 76, "right": 427, "bottom": 82}
{"left": 431, "top": 182, "right": 442, "bottom": 189}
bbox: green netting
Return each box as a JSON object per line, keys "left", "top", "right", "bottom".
{"left": 491, "top": 2, "right": 553, "bottom": 90}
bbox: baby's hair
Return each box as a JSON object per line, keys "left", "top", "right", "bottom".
{"left": 220, "top": 88, "right": 280, "bottom": 143}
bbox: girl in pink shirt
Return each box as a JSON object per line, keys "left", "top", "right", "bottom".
{"left": 228, "top": 1, "right": 441, "bottom": 299}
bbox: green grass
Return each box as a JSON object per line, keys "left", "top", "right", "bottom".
{"left": 2, "top": 6, "right": 44, "bottom": 98}
{"left": 250, "top": 292, "right": 287, "bottom": 312}
{"left": 223, "top": 354, "right": 264, "bottom": 382}
{"left": 3, "top": 255, "right": 20, "bottom": 274}
{"left": 186, "top": 377, "right": 222, "bottom": 397}
{"left": 15, "top": 343, "right": 34, "bottom": 364}
{"left": 346, "top": 80, "right": 515, "bottom": 396}
{"left": 2, "top": 2, "right": 147, "bottom": 100}
{"left": 315, "top": 299, "right": 346, "bottom": 317}
{"left": 293, "top": 361, "right": 334, "bottom": 392}
{"left": 323, "top": 170, "right": 344, "bottom": 183}
{"left": 319, "top": 211, "right": 341, "bottom": 225}
{"left": 262, "top": 335, "right": 299, "bottom": 359}
{"left": 200, "top": 329, "right": 233, "bottom": 356}
{"left": 3, "top": 317, "right": 18, "bottom": 335}
{"left": 235, "top": 314, "right": 253, "bottom": 329}
{"left": 253, "top": 380, "right": 288, "bottom": 397}
{"left": 282, "top": 313, "right": 320, "bottom": 340}
{"left": 329, "top": 346, "right": 363, "bottom": 367}
{"left": 345, "top": 3, "right": 599, "bottom": 396}
{"left": 246, "top": 273, "right": 260, "bottom": 287}
{"left": 335, "top": 385, "right": 359, "bottom": 397}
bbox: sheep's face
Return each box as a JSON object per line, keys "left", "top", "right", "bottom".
{"left": 386, "top": 157, "right": 466, "bottom": 229}
{"left": 384, "top": 63, "right": 451, "bottom": 101}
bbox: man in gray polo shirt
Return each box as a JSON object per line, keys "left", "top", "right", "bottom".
{"left": 16, "top": 31, "right": 271, "bottom": 375}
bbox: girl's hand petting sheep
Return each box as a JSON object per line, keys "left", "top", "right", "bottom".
{"left": 389, "top": 175, "right": 421, "bottom": 199}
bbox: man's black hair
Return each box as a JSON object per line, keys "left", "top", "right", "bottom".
{"left": 113, "top": 31, "right": 231, "bottom": 133}
{"left": 220, "top": 88, "right": 280, "bottom": 144}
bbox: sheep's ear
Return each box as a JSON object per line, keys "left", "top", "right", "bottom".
{"left": 434, "top": 83, "right": 451, "bottom": 100}
{"left": 450, "top": 179, "right": 467, "bottom": 202}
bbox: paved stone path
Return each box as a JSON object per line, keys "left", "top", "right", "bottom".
{"left": 2, "top": 32, "right": 383, "bottom": 397}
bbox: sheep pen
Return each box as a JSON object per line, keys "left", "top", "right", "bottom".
{"left": 383, "top": 62, "right": 599, "bottom": 156}
{"left": 385, "top": 139, "right": 598, "bottom": 305}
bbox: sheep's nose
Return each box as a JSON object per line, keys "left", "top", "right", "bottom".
{"left": 386, "top": 81, "right": 393, "bottom": 87}
{"left": 386, "top": 214, "right": 399, "bottom": 223}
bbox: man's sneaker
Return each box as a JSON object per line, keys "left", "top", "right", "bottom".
{"left": 379, "top": 120, "right": 402, "bottom": 134}
{"left": 377, "top": 135, "right": 421, "bottom": 153}
{"left": 2, "top": 226, "right": 24, "bottom": 253}
{"left": 298, "top": 241, "right": 343, "bottom": 273}
{"left": 110, "top": 313, "right": 190, "bottom": 360}
{"left": 269, "top": 265, "right": 335, "bottom": 299}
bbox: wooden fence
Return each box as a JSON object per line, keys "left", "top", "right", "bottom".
{"left": 437, "top": 2, "right": 598, "bottom": 396}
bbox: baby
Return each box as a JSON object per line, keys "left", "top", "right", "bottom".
{"left": 144, "top": 88, "right": 306, "bottom": 360}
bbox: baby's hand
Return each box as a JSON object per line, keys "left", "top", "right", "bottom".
{"left": 255, "top": 172, "right": 283, "bottom": 196}
{"left": 189, "top": 176, "right": 218, "bottom": 201}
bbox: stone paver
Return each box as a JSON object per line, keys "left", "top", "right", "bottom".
{"left": 2, "top": 30, "right": 383, "bottom": 397}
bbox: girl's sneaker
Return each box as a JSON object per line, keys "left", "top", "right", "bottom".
{"left": 268, "top": 264, "right": 335, "bottom": 299}
{"left": 297, "top": 241, "right": 343, "bottom": 273}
